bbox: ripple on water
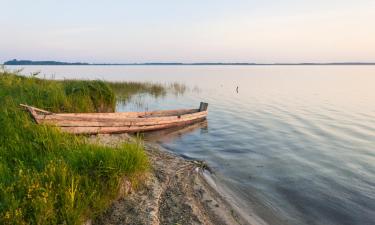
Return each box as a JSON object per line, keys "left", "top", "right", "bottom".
{"left": 14, "top": 65, "right": 375, "bottom": 225}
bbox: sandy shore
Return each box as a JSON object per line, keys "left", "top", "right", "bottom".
{"left": 87, "top": 134, "right": 266, "bottom": 225}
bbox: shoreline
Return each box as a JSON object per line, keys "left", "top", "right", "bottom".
{"left": 88, "top": 134, "right": 265, "bottom": 225}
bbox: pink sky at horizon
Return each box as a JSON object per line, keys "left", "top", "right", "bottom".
{"left": 1, "top": 0, "right": 374, "bottom": 63}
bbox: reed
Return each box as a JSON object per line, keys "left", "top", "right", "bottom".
{"left": 108, "top": 81, "right": 187, "bottom": 104}
{"left": 0, "top": 70, "right": 149, "bottom": 224}
{"left": 108, "top": 81, "right": 166, "bottom": 103}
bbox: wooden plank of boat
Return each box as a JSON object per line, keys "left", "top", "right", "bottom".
{"left": 38, "top": 112, "right": 207, "bottom": 127}
{"left": 37, "top": 108, "right": 199, "bottom": 119}
{"left": 61, "top": 118, "right": 206, "bottom": 134}
{"left": 20, "top": 102, "right": 208, "bottom": 134}
{"left": 21, "top": 104, "right": 198, "bottom": 118}
{"left": 34, "top": 111, "right": 207, "bottom": 127}
{"left": 33, "top": 110, "right": 205, "bottom": 122}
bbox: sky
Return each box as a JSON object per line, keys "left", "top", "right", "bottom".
{"left": 1, "top": 0, "right": 375, "bottom": 63}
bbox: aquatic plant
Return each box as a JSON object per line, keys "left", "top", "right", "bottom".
{"left": 108, "top": 81, "right": 166, "bottom": 103}
{"left": 108, "top": 81, "right": 187, "bottom": 104}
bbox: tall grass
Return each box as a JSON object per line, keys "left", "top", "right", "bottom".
{"left": 109, "top": 81, "right": 187, "bottom": 104}
{"left": 0, "top": 70, "right": 148, "bottom": 224}
{"left": 108, "top": 81, "right": 166, "bottom": 103}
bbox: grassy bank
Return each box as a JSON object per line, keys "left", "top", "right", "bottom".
{"left": 0, "top": 70, "right": 166, "bottom": 224}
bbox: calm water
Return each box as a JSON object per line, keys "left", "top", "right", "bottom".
{"left": 11, "top": 65, "right": 375, "bottom": 225}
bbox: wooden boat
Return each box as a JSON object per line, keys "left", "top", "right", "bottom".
{"left": 20, "top": 102, "right": 208, "bottom": 134}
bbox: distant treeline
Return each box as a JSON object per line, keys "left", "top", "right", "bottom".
{"left": 3, "top": 59, "right": 375, "bottom": 66}
{"left": 4, "top": 59, "right": 89, "bottom": 65}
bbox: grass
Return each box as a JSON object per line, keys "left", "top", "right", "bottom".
{"left": 0, "top": 69, "right": 159, "bottom": 224}
{"left": 109, "top": 81, "right": 166, "bottom": 101}
{"left": 109, "top": 81, "right": 187, "bottom": 104}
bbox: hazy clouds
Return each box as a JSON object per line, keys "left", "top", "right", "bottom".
{"left": 1, "top": 0, "right": 374, "bottom": 63}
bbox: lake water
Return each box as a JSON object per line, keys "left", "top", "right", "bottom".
{"left": 9, "top": 65, "right": 375, "bottom": 225}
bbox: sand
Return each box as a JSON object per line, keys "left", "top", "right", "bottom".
{"left": 87, "top": 134, "right": 266, "bottom": 225}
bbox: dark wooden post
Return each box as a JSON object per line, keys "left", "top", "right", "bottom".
{"left": 199, "top": 102, "right": 208, "bottom": 112}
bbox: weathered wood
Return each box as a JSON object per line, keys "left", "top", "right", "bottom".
{"left": 21, "top": 103, "right": 208, "bottom": 134}
{"left": 199, "top": 102, "right": 208, "bottom": 112}
{"left": 44, "top": 108, "right": 198, "bottom": 118}
{"left": 61, "top": 118, "right": 206, "bottom": 134}
{"left": 34, "top": 111, "right": 207, "bottom": 125}
{"left": 20, "top": 104, "right": 53, "bottom": 115}
{"left": 34, "top": 109, "right": 200, "bottom": 121}
{"left": 38, "top": 112, "right": 207, "bottom": 127}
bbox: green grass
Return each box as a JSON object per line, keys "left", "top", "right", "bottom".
{"left": 109, "top": 81, "right": 187, "bottom": 104}
{"left": 108, "top": 81, "right": 166, "bottom": 103}
{"left": 0, "top": 70, "right": 152, "bottom": 224}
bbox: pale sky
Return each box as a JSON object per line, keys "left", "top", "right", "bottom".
{"left": 1, "top": 0, "right": 375, "bottom": 63}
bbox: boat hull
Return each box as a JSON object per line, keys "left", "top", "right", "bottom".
{"left": 60, "top": 117, "right": 207, "bottom": 134}
{"left": 21, "top": 103, "right": 208, "bottom": 134}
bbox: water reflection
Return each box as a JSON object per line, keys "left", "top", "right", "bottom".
{"left": 143, "top": 120, "right": 208, "bottom": 143}
{"left": 10, "top": 65, "right": 375, "bottom": 225}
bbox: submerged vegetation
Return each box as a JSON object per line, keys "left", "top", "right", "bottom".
{"left": 0, "top": 69, "right": 179, "bottom": 224}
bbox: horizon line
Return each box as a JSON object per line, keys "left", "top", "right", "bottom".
{"left": 3, "top": 59, "right": 375, "bottom": 66}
